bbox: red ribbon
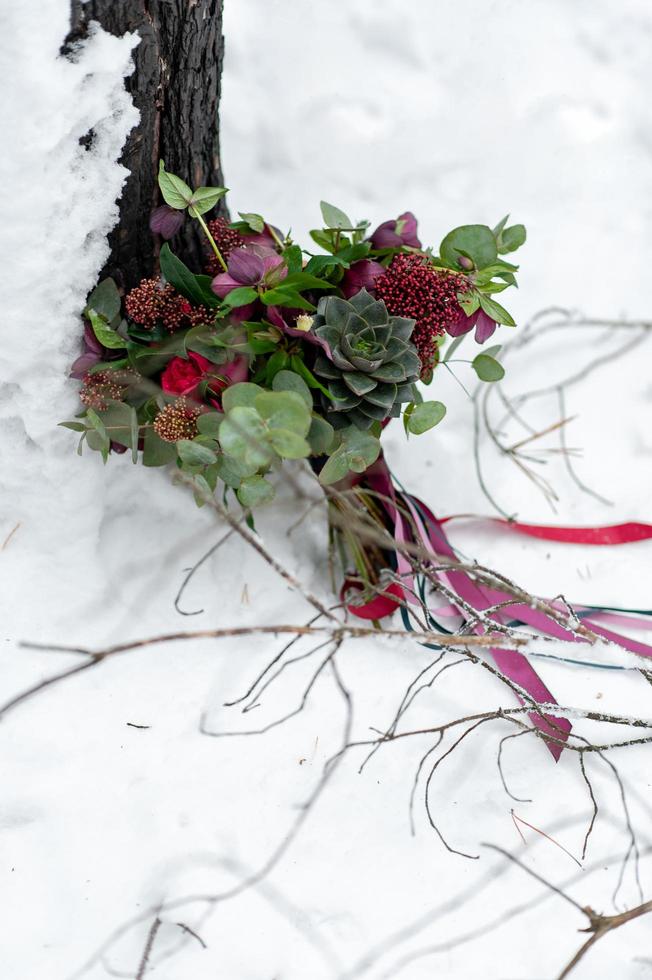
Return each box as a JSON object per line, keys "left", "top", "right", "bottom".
{"left": 442, "top": 516, "right": 652, "bottom": 546}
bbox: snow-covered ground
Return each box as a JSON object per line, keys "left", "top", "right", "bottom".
{"left": 1, "top": 1, "right": 651, "bottom": 978}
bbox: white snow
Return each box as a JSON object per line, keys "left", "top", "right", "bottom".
{"left": 1, "top": 1, "right": 652, "bottom": 978}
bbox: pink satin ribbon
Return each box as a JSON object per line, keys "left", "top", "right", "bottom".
{"left": 344, "top": 459, "right": 652, "bottom": 761}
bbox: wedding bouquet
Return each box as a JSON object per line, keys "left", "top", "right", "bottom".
{"left": 62, "top": 164, "right": 652, "bottom": 760}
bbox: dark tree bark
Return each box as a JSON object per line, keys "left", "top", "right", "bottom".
{"left": 65, "top": 0, "right": 228, "bottom": 290}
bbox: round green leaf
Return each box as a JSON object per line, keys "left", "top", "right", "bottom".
{"left": 237, "top": 475, "right": 275, "bottom": 508}
{"left": 176, "top": 439, "right": 218, "bottom": 466}
{"left": 219, "top": 406, "right": 271, "bottom": 470}
{"left": 308, "top": 415, "right": 336, "bottom": 455}
{"left": 406, "top": 401, "right": 447, "bottom": 435}
{"left": 472, "top": 354, "right": 505, "bottom": 382}
{"left": 318, "top": 449, "right": 351, "bottom": 485}
{"left": 272, "top": 369, "right": 312, "bottom": 407}
{"left": 197, "top": 412, "right": 223, "bottom": 437}
{"left": 222, "top": 383, "right": 263, "bottom": 413}
{"left": 254, "top": 390, "right": 311, "bottom": 437}
{"left": 268, "top": 429, "right": 311, "bottom": 459}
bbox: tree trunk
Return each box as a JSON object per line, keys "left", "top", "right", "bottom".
{"left": 65, "top": 0, "right": 227, "bottom": 290}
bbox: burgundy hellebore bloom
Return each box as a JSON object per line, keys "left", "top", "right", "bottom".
{"left": 447, "top": 306, "right": 498, "bottom": 345}
{"left": 266, "top": 306, "right": 332, "bottom": 356}
{"left": 150, "top": 205, "right": 185, "bottom": 240}
{"left": 341, "top": 259, "right": 385, "bottom": 299}
{"left": 369, "top": 211, "right": 421, "bottom": 250}
{"left": 211, "top": 245, "right": 287, "bottom": 302}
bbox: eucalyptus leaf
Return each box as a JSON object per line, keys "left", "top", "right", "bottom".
{"left": 222, "top": 382, "right": 263, "bottom": 412}
{"left": 268, "top": 429, "right": 311, "bottom": 459}
{"left": 406, "top": 401, "right": 446, "bottom": 435}
{"left": 197, "top": 412, "right": 223, "bottom": 437}
{"left": 318, "top": 449, "right": 351, "bottom": 485}
{"left": 254, "top": 390, "right": 311, "bottom": 436}
{"left": 219, "top": 406, "right": 272, "bottom": 471}
{"left": 472, "top": 354, "right": 505, "bottom": 382}
{"left": 307, "top": 415, "right": 336, "bottom": 455}
{"left": 176, "top": 439, "right": 218, "bottom": 466}
{"left": 272, "top": 369, "right": 312, "bottom": 407}
{"left": 143, "top": 428, "right": 178, "bottom": 467}
{"left": 237, "top": 475, "right": 276, "bottom": 508}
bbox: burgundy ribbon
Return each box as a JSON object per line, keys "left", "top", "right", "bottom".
{"left": 343, "top": 459, "right": 652, "bottom": 761}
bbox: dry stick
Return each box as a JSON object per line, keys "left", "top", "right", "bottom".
{"left": 1, "top": 521, "right": 21, "bottom": 551}
{"left": 557, "top": 900, "right": 652, "bottom": 980}
{"left": 135, "top": 917, "right": 161, "bottom": 980}
{"left": 174, "top": 526, "right": 236, "bottom": 616}
{"left": 377, "top": 844, "right": 652, "bottom": 980}
{"left": 483, "top": 843, "right": 652, "bottom": 980}
{"left": 496, "top": 728, "right": 535, "bottom": 803}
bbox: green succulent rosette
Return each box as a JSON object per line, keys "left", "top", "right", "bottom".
{"left": 311, "top": 290, "right": 421, "bottom": 429}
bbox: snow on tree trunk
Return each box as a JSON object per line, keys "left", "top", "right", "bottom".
{"left": 66, "top": 0, "right": 227, "bottom": 289}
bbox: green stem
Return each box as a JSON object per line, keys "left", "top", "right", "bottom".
{"left": 268, "top": 224, "right": 285, "bottom": 250}
{"left": 194, "top": 211, "right": 228, "bottom": 272}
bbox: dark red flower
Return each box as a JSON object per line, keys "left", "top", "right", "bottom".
{"left": 161, "top": 351, "right": 248, "bottom": 401}
{"left": 375, "top": 254, "right": 469, "bottom": 376}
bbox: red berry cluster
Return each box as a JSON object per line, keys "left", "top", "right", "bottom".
{"left": 153, "top": 398, "right": 201, "bottom": 443}
{"left": 375, "top": 254, "right": 468, "bottom": 376}
{"left": 125, "top": 278, "right": 212, "bottom": 333}
{"left": 204, "top": 218, "right": 245, "bottom": 275}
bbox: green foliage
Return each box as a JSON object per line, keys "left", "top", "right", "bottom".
{"left": 158, "top": 161, "right": 193, "bottom": 209}
{"left": 187, "top": 186, "right": 227, "bottom": 218}
{"left": 272, "top": 369, "right": 313, "bottom": 407}
{"left": 159, "top": 243, "right": 219, "bottom": 307}
{"left": 237, "top": 475, "right": 275, "bottom": 508}
{"left": 218, "top": 385, "right": 312, "bottom": 480}
{"left": 320, "top": 201, "right": 352, "bottom": 230}
{"left": 88, "top": 309, "right": 127, "bottom": 350}
{"left": 405, "top": 400, "right": 446, "bottom": 435}
{"left": 86, "top": 278, "right": 121, "bottom": 323}
{"left": 472, "top": 353, "right": 505, "bottom": 382}
{"left": 238, "top": 211, "right": 265, "bottom": 233}
{"left": 319, "top": 426, "right": 381, "bottom": 485}
{"left": 440, "top": 225, "right": 497, "bottom": 271}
